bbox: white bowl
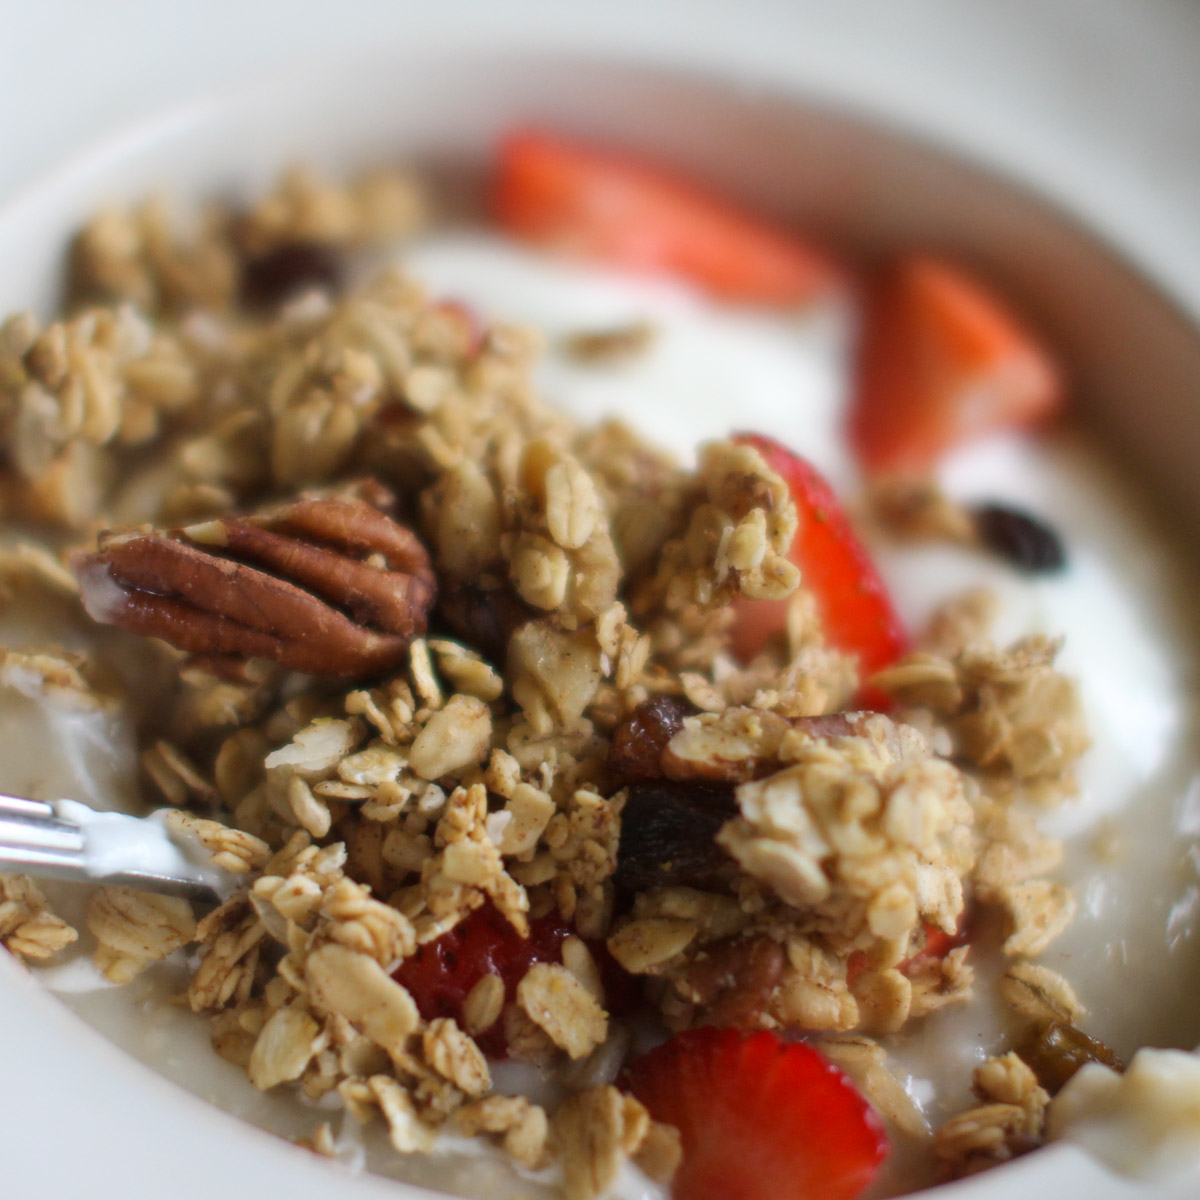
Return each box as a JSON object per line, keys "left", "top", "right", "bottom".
{"left": 1, "top": 49, "right": 1198, "bottom": 1200}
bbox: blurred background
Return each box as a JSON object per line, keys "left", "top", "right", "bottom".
{"left": 4, "top": 0, "right": 1200, "bottom": 320}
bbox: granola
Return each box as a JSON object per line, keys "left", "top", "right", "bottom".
{"left": 0, "top": 157, "right": 1104, "bottom": 1200}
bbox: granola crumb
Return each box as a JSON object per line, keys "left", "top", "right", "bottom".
{"left": 0, "top": 875, "right": 78, "bottom": 961}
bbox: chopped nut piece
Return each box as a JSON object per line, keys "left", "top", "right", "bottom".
{"left": 247, "top": 1005, "right": 321, "bottom": 1091}
{"left": 408, "top": 694, "right": 493, "bottom": 780}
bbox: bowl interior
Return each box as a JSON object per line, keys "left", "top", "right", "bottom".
{"left": 2, "top": 49, "right": 1200, "bottom": 1200}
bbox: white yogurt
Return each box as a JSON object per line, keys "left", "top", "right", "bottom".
{"left": 51, "top": 799, "right": 234, "bottom": 897}
{"left": 1048, "top": 1047, "right": 1200, "bottom": 1179}
{"left": 5, "top": 233, "right": 1200, "bottom": 1198}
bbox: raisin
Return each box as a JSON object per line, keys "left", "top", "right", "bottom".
{"left": 614, "top": 780, "right": 738, "bottom": 891}
{"left": 1016, "top": 1022, "right": 1123, "bottom": 1094}
{"left": 240, "top": 241, "right": 343, "bottom": 309}
{"left": 435, "top": 581, "right": 535, "bottom": 662}
{"left": 609, "top": 695, "right": 695, "bottom": 783}
{"left": 973, "top": 503, "right": 1066, "bottom": 573}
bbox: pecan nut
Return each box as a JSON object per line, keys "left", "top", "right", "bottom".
{"left": 72, "top": 495, "right": 435, "bottom": 677}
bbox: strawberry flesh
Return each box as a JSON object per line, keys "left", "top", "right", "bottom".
{"left": 848, "top": 254, "right": 1063, "bottom": 476}
{"left": 393, "top": 904, "right": 634, "bottom": 1055}
{"left": 393, "top": 906, "right": 569, "bottom": 1055}
{"left": 626, "top": 1027, "right": 888, "bottom": 1200}
{"left": 492, "top": 128, "right": 844, "bottom": 306}
{"left": 730, "top": 434, "right": 908, "bottom": 697}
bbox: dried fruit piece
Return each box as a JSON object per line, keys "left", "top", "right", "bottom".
{"left": 239, "top": 241, "right": 343, "bottom": 309}
{"left": 1016, "top": 1022, "right": 1123, "bottom": 1095}
{"left": 608, "top": 694, "right": 696, "bottom": 783}
{"left": 436, "top": 580, "right": 535, "bottom": 663}
{"left": 72, "top": 495, "right": 435, "bottom": 678}
{"left": 730, "top": 435, "right": 908, "bottom": 686}
{"left": 614, "top": 780, "right": 737, "bottom": 891}
{"left": 394, "top": 907, "right": 564, "bottom": 1048}
{"left": 848, "top": 255, "right": 1063, "bottom": 475}
{"left": 625, "top": 1028, "right": 888, "bottom": 1200}
{"left": 973, "top": 503, "right": 1066, "bottom": 573}
{"left": 493, "top": 128, "right": 843, "bottom": 305}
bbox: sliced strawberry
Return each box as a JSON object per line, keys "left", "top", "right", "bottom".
{"left": 393, "top": 905, "right": 570, "bottom": 1054}
{"left": 899, "top": 911, "right": 972, "bottom": 973}
{"left": 626, "top": 1028, "right": 888, "bottom": 1200}
{"left": 392, "top": 904, "right": 634, "bottom": 1055}
{"left": 848, "top": 254, "right": 1063, "bottom": 475}
{"left": 730, "top": 434, "right": 908, "bottom": 692}
{"left": 492, "top": 128, "right": 843, "bottom": 306}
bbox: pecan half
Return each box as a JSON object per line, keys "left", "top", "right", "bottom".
{"left": 672, "top": 935, "right": 784, "bottom": 1029}
{"left": 72, "top": 495, "right": 435, "bottom": 678}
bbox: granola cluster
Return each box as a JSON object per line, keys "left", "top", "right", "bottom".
{"left": 0, "top": 163, "right": 1096, "bottom": 1196}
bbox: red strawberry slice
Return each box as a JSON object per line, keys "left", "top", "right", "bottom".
{"left": 730, "top": 434, "right": 908, "bottom": 696}
{"left": 848, "top": 254, "right": 1063, "bottom": 476}
{"left": 393, "top": 904, "right": 634, "bottom": 1055}
{"left": 626, "top": 1028, "right": 888, "bottom": 1200}
{"left": 492, "top": 128, "right": 844, "bottom": 306}
{"left": 899, "top": 911, "right": 972, "bottom": 973}
{"left": 848, "top": 915, "right": 971, "bottom": 988}
{"left": 393, "top": 905, "right": 571, "bottom": 1055}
